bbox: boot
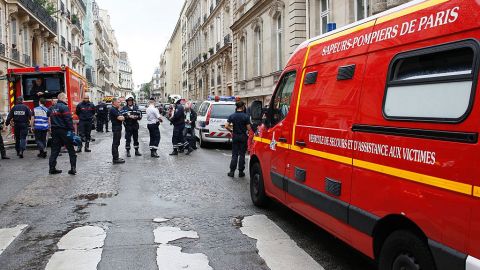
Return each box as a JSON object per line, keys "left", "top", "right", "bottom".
{"left": 76, "top": 146, "right": 82, "bottom": 153}
{"left": 41, "top": 151, "right": 47, "bottom": 158}
{"left": 151, "top": 149, "right": 160, "bottom": 158}
{"left": 49, "top": 168, "right": 62, "bottom": 174}
{"left": 113, "top": 158, "right": 125, "bottom": 164}
{"left": 84, "top": 142, "right": 91, "bottom": 153}
{"left": 239, "top": 171, "right": 246, "bottom": 178}
{"left": 169, "top": 149, "right": 178, "bottom": 156}
{"left": 135, "top": 148, "right": 142, "bottom": 156}
{"left": 68, "top": 156, "right": 77, "bottom": 175}
{"left": 227, "top": 171, "right": 235, "bottom": 177}
{"left": 185, "top": 147, "right": 193, "bottom": 156}
{"left": 19, "top": 151, "right": 24, "bottom": 159}
{"left": 1, "top": 151, "right": 9, "bottom": 160}
{"left": 126, "top": 149, "right": 131, "bottom": 157}
{"left": 68, "top": 167, "right": 77, "bottom": 175}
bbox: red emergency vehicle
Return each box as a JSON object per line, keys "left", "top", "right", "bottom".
{"left": 249, "top": 0, "right": 480, "bottom": 269}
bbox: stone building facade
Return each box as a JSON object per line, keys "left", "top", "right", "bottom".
{"left": 119, "top": 51, "right": 133, "bottom": 97}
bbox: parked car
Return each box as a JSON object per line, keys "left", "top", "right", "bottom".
{"left": 138, "top": 103, "right": 147, "bottom": 114}
{"left": 195, "top": 97, "right": 236, "bottom": 148}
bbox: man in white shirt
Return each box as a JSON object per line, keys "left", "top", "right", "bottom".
{"left": 146, "top": 98, "right": 163, "bottom": 158}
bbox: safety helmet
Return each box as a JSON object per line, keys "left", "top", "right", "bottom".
{"left": 126, "top": 95, "right": 134, "bottom": 101}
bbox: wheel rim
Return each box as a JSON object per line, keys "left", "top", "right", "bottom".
{"left": 392, "top": 253, "right": 420, "bottom": 270}
{"left": 252, "top": 173, "right": 260, "bottom": 197}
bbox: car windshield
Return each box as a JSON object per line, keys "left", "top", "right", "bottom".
{"left": 210, "top": 104, "right": 235, "bottom": 119}
{"left": 22, "top": 73, "right": 66, "bottom": 100}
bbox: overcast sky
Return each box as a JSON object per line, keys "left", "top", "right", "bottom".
{"left": 96, "top": 0, "right": 185, "bottom": 89}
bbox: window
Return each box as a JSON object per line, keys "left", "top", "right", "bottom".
{"left": 11, "top": 18, "right": 17, "bottom": 46}
{"left": 198, "top": 102, "right": 209, "bottom": 116}
{"left": 384, "top": 41, "right": 478, "bottom": 122}
{"left": 275, "top": 15, "right": 283, "bottom": 71}
{"left": 43, "top": 43, "right": 49, "bottom": 65}
{"left": 0, "top": 9, "right": 3, "bottom": 43}
{"left": 211, "top": 104, "right": 235, "bottom": 119}
{"left": 239, "top": 37, "right": 246, "bottom": 80}
{"left": 320, "top": 0, "right": 329, "bottom": 34}
{"left": 23, "top": 26, "right": 28, "bottom": 55}
{"left": 355, "top": 0, "right": 370, "bottom": 21}
{"left": 254, "top": 27, "right": 262, "bottom": 76}
{"left": 269, "top": 71, "right": 297, "bottom": 125}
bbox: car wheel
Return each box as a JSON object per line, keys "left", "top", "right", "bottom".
{"left": 378, "top": 230, "right": 435, "bottom": 270}
{"left": 250, "top": 162, "right": 268, "bottom": 207}
{"left": 199, "top": 133, "right": 209, "bottom": 148}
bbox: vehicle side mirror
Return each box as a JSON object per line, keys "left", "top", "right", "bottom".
{"left": 250, "top": 100, "right": 263, "bottom": 121}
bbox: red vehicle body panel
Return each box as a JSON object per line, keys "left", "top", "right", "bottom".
{"left": 251, "top": 0, "right": 480, "bottom": 267}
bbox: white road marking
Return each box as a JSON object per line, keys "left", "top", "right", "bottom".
{"left": 45, "top": 226, "right": 106, "bottom": 270}
{"left": 0, "top": 224, "right": 28, "bottom": 255}
{"left": 153, "top": 218, "right": 170, "bottom": 223}
{"left": 240, "top": 215, "right": 324, "bottom": 270}
{"left": 154, "top": 226, "right": 212, "bottom": 270}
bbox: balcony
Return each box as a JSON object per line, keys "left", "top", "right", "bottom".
{"left": 11, "top": 48, "right": 20, "bottom": 62}
{"left": 22, "top": 54, "right": 31, "bottom": 66}
{"left": 224, "top": 34, "right": 231, "bottom": 46}
{"left": 71, "top": 15, "right": 82, "bottom": 35}
{"left": 73, "top": 47, "right": 82, "bottom": 63}
{"left": 0, "top": 43, "right": 5, "bottom": 57}
{"left": 17, "top": 0, "right": 58, "bottom": 34}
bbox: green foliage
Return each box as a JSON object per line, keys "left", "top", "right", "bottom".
{"left": 140, "top": 82, "right": 152, "bottom": 98}
{"left": 33, "top": 0, "right": 56, "bottom": 16}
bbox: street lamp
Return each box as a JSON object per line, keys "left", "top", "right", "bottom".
{"left": 80, "top": 41, "right": 93, "bottom": 46}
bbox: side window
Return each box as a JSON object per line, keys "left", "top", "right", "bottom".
{"left": 384, "top": 40, "right": 478, "bottom": 122}
{"left": 269, "top": 71, "right": 297, "bottom": 126}
{"left": 198, "top": 102, "right": 209, "bottom": 116}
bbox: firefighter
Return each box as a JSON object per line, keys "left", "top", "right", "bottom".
{"left": 0, "top": 113, "right": 10, "bottom": 160}
{"left": 49, "top": 93, "right": 77, "bottom": 175}
{"left": 169, "top": 99, "right": 191, "bottom": 155}
{"left": 122, "top": 96, "right": 142, "bottom": 157}
{"left": 96, "top": 101, "right": 109, "bottom": 132}
{"left": 110, "top": 98, "right": 126, "bottom": 164}
{"left": 225, "top": 101, "right": 252, "bottom": 178}
{"left": 76, "top": 94, "right": 96, "bottom": 153}
{"left": 184, "top": 102, "right": 197, "bottom": 152}
{"left": 31, "top": 98, "right": 50, "bottom": 158}
{"left": 6, "top": 96, "right": 31, "bottom": 158}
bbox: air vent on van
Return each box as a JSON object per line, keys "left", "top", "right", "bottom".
{"left": 304, "top": 71, "right": 318, "bottom": 85}
{"left": 337, "top": 64, "right": 356, "bottom": 80}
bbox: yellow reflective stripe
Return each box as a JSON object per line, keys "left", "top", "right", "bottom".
{"left": 277, "top": 142, "right": 290, "bottom": 149}
{"left": 291, "top": 46, "right": 311, "bottom": 143}
{"left": 253, "top": 136, "right": 271, "bottom": 144}
{"left": 474, "top": 186, "right": 480, "bottom": 198}
{"left": 291, "top": 145, "right": 352, "bottom": 165}
{"left": 376, "top": 0, "right": 450, "bottom": 24}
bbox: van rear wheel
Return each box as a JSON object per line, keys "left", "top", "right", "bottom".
{"left": 378, "top": 230, "right": 435, "bottom": 270}
{"left": 250, "top": 162, "right": 268, "bottom": 207}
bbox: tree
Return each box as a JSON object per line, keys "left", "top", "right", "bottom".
{"left": 140, "top": 82, "right": 152, "bottom": 99}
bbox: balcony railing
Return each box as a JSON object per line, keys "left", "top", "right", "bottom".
{"left": 0, "top": 43, "right": 5, "bottom": 57}
{"left": 74, "top": 47, "right": 81, "bottom": 58}
{"left": 11, "top": 48, "right": 20, "bottom": 61}
{"left": 22, "top": 54, "right": 31, "bottom": 66}
{"left": 216, "top": 42, "right": 220, "bottom": 52}
{"left": 224, "top": 34, "right": 231, "bottom": 45}
{"left": 18, "top": 0, "right": 57, "bottom": 34}
{"left": 68, "top": 42, "right": 72, "bottom": 52}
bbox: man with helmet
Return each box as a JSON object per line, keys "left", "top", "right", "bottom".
{"left": 122, "top": 95, "right": 142, "bottom": 157}
{"left": 169, "top": 98, "right": 192, "bottom": 155}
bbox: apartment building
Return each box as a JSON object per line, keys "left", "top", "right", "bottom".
{"left": 119, "top": 51, "right": 133, "bottom": 97}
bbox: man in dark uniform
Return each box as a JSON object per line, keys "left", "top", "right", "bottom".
{"left": 122, "top": 96, "right": 142, "bottom": 157}
{"left": 48, "top": 93, "right": 77, "bottom": 175}
{"left": 184, "top": 102, "right": 197, "bottom": 152}
{"left": 0, "top": 113, "right": 10, "bottom": 160}
{"left": 6, "top": 96, "right": 31, "bottom": 158}
{"left": 31, "top": 78, "right": 45, "bottom": 107}
{"left": 110, "top": 98, "right": 126, "bottom": 164}
{"left": 225, "top": 101, "right": 252, "bottom": 178}
{"left": 96, "top": 101, "right": 109, "bottom": 132}
{"left": 169, "top": 99, "right": 191, "bottom": 155}
{"left": 76, "top": 94, "right": 96, "bottom": 153}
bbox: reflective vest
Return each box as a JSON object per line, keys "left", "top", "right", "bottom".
{"left": 33, "top": 106, "right": 49, "bottom": 131}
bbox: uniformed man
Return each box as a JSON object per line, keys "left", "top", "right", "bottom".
{"left": 95, "top": 101, "right": 109, "bottom": 132}
{"left": 31, "top": 98, "right": 50, "bottom": 158}
{"left": 122, "top": 96, "right": 142, "bottom": 157}
{"left": 6, "top": 96, "right": 31, "bottom": 158}
{"left": 184, "top": 102, "right": 197, "bottom": 153}
{"left": 49, "top": 93, "right": 77, "bottom": 175}
{"left": 31, "top": 78, "right": 46, "bottom": 107}
{"left": 0, "top": 113, "right": 10, "bottom": 160}
{"left": 76, "top": 94, "right": 96, "bottom": 153}
{"left": 110, "top": 98, "right": 126, "bottom": 164}
{"left": 225, "top": 101, "right": 252, "bottom": 178}
{"left": 169, "top": 99, "right": 191, "bottom": 155}
{"left": 146, "top": 98, "right": 162, "bottom": 158}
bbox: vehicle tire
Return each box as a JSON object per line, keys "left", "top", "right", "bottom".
{"left": 250, "top": 162, "right": 268, "bottom": 207}
{"left": 378, "top": 230, "right": 435, "bottom": 270}
{"left": 199, "top": 133, "right": 208, "bottom": 148}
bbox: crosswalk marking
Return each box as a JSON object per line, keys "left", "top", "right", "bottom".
{"left": 0, "top": 224, "right": 28, "bottom": 256}
{"left": 241, "top": 215, "right": 324, "bottom": 270}
{"left": 45, "top": 226, "right": 106, "bottom": 270}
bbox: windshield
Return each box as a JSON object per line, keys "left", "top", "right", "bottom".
{"left": 22, "top": 73, "right": 65, "bottom": 100}
{"left": 210, "top": 104, "right": 235, "bottom": 119}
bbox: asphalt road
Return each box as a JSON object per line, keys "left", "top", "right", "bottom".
{"left": 0, "top": 118, "right": 375, "bottom": 270}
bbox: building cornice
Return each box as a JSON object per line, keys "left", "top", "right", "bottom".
{"left": 231, "top": 0, "right": 270, "bottom": 32}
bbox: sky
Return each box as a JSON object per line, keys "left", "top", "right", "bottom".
{"left": 96, "top": 0, "right": 185, "bottom": 89}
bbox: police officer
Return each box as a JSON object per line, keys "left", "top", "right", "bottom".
{"left": 96, "top": 101, "right": 109, "bottom": 132}
{"left": 31, "top": 98, "right": 50, "bottom": 158}
{"left": 146, "top": 98, "right": 163, "bottom": 158}
{"left": 225, "top": 101, "right": 252, "bottom": 178}
{"left": 49, "top": 93, "right": 77, "bottom": 175}
{"left": 0, "top": 113, "right": 10, "bottom": 160}
{"left": 6, "top": 96, "right": 31, "bottom": 158}
{"left": 76, "top": 94, "right": 96, "bottom": 153}
{"left": 122, "top": 96, "right": 142, "bottom": 157}
{"left": 110, "top": 98, "right": 126, "bottom": 164}
{"left": 169, "top": 99, "right": 191, "bottom": 155}
{"left": 184, "top": 102, "right": 197, "bottom": 152}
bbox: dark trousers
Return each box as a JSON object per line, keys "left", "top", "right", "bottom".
{"left": 183, "top": 127, "right": 196, "bottom": 149}
{"left": 147, "top": 123, "right": 160, "bottom": 150}
{"left": 230, "top": 135, "right": 248, "bottom": 173}
{"left": 79, "top": 120, "right": 93, "bottom": 142}
{"left": 125, "top": 126, "right": 140, "bottom": 150}
{"left": 14, "top": 126, "right": 28, "bottom": 153}
{"left": 0, "top": 132, "right": 6, "bottom": 156}
{"left": 172, "top": 125, "right": 187, "bottom": 150}
{"left": 49, "top": 129, "right": 77, "bottom": 169}
{"left": 34, "top": 129, "right": 48, "bottom": 152}
{"left": 112, "top": 128, "right": 122, "bottom": 160}
{"left": 96, "top": 117, "right": 108, "bottom": 132}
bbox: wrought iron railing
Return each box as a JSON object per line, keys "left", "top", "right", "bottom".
{"left": 0, "top": 43, "right": 5, "bottom": 57}
{"left": 11, "top": 49, "right": 20, "bottom": 61}
{"left": 18, "top": 0, "right": 57, "bottom": 34}
{"left": 22, "top": 54, "right": 31, "bottom": 66}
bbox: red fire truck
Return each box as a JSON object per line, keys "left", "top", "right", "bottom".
{"left": 249, "top": 0, "right": 480, "bottom": 269}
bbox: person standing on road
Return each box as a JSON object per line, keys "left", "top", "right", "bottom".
{"left": 95, "top": 101, "right": 109, "bottom": 132}
{"left": 48, "top": 93, "right": 77, "bottom": 175}
{"left": 6, "top": 96, "right": 31, "bottom": 159}
{"left": 76, "top": 94, "right": 96, "bottom": 153}
{"left": 169, "top": 99, "right": 191, "bottom": 155}
{"left": 31, "top": 98, "right": 50, "bottom": 158}
{"left": 184, "top": 102, "right": 197, "bottom": 152}
{"left": 110, "top": 98, "right": 126, "bottom": 164}
{"left": 0, "top": 113, "right": 10, "bottom": 160}
{"left": 225, "top": 101, "right": 252, "bottom": 178}
{"left": 146, "top": 98, "right": 163, "bottom": 158}
{"left": 122, "top": 96, "right": 142, "bottom": 157}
